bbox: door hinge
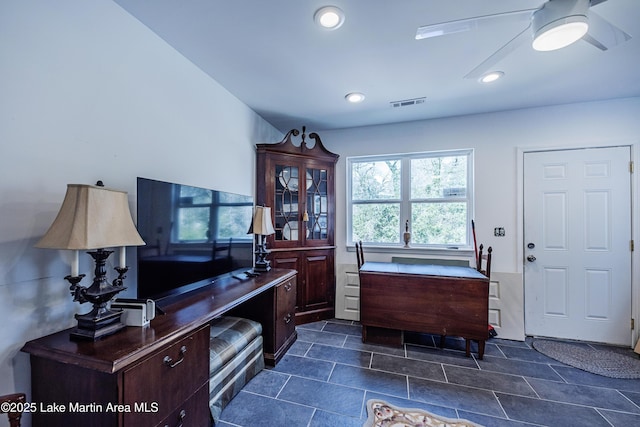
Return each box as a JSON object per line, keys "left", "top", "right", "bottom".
{"left": 630, "top": 161, "right": 634, "bottom": 173}
{"left": 632, "top": 240, "right": 635, "bottom": 252}
{"left": 632, "top": 318, "right": 635, "bottom": 330}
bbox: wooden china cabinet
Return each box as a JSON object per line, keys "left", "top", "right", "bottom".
{"left": 256, "top": 127, "right": 339, "bottom": 324}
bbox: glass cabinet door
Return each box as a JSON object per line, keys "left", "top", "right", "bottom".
{"left": 273, "top": 164, "right": 330, "bottom": 244}
{"left": 306, "top": 168, "right": 328, "bottom": 241}
{"left": 274, "top": 164, "right": 302, "bottom": 242}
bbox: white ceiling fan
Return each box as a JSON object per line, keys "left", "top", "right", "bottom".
{"left": 416, "top": 0, "right": 631, "bottom": 79}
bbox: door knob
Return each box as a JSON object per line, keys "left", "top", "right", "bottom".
{"left": 527, "top": 255, "right": 536, "bottom": 262}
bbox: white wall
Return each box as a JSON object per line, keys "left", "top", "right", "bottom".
{"left": 320, "top": 97, "right": 640, "bottom": 339}
{"left": 322, "top": 98, "right": 640, "bottom": 270}
{"left": 0, "top": 0, "right": 281, "bottom": 420}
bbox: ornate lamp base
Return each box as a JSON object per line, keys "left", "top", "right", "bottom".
{"left": 254, "top": 258, "right": 272, "bottom": 272}
{"left": 253, "top": 235, "right": 272, "bottom": 272}
{"left": 71, "top": 309, "right": 125, "bottom": 340}
{"left": 65, "top": 249, "right": 128, "bottom": 341}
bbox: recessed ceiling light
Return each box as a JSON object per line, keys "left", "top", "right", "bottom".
{"left": 345, "top": 92, "right": 365, "bottom": 103}
{"left": 314, "top": 6, "right": 345, "bottom": 30}
{"left": 479, "top": 71, "right": 504, "bottom": 83}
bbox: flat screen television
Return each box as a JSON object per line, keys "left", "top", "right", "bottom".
{"left": 136, "top": 177, "right": 254, "bottom": 304}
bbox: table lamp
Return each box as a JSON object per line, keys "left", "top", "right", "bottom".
{"left": 35, "top": 181, "right": 145, "bottom": 340}
{"left": 248, "top": 205, "right": 275, "bottom": 272}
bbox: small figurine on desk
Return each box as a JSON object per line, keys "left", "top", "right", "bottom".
{"left": 403, "top": 220, "right": 411, "bottom": 248}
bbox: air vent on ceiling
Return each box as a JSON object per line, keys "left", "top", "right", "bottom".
{"left": 390, "top": 97, "right": 426, "bottom": 108}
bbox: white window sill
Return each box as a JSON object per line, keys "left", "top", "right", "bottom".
{"left": 347, "top": 244, "right": 474, "bottom": 258}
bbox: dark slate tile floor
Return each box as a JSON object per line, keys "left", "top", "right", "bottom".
{"left": 218, "top": 319, "right": 640, "bottom": 426}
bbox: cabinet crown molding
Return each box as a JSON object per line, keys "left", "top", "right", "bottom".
{"left": 256, "top": 127, "right": 339, "bottom": 162}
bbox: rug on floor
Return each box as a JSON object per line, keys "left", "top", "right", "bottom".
{"left": 533, "top": 339, "right": 640, "bottom": 379}
{"left": 363, "top": 399, "right": 483, "bottom": 427}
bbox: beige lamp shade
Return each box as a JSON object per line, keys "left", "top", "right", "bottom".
{"left": 36, "top": 184, "right": 145, "bottom": 250}
{"left": 248, "top": 206, "right": 275, "bottom": 236}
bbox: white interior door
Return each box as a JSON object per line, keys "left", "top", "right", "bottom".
{"left": 524, "top": 147, "right": 632, "bottom": 345}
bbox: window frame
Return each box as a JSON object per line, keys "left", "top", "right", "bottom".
{"left": 347, "top": 149, "right": 474, "bottom": 250}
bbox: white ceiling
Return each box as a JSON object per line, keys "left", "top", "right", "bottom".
{"left": 113, "top": 0, "right": 640, "bottom": 133}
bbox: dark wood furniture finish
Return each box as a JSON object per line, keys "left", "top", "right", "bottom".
{"left": 0, "top": 393, "right": 26, "bottom": 427}
{"left": 476, "top": 243, "right": 493, "bottom": 278}
{"left": 21, "top": 268, "right": 297, "bottom": 427}
{"left": 355, "top": 240, "right": 364, "bottom": 269}
{"left": 229, "top": 274, "right": 297, "bottom": 365}
{"left": 359, "top": 262, "right": 489, "bottom": 359}
{"left": 256, "top": 128, "right": 339, "bottom": 324}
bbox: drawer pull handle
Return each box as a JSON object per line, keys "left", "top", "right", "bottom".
{"left": 163, "top": 345, "right": 187, "bottom": 368}
{"left": 284, "top": 313, "right": 292, "bottom": 324}
{"left": 164, "top": 409, "right": 186, "bottom": 427}
{"left": 284, "top": 282, "right": 292, "bottom": 292}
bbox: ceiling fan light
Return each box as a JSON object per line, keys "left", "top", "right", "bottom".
{"left": 532, "top": 15, "right": 589, "bottom": 51}
{"left": 314, "top": 6, "right": 345, "bottom": 30}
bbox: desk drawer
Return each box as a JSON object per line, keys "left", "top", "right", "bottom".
{"left": 276, "top": 277, "right": 296, "bottom": 349}
{"left": 123, "top": 325, "right": 209, "bottom": 426}
{"left": 157, "top": 384, "right": 210, "bottom": 427}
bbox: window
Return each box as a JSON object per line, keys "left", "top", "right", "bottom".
{"left": 348, "top": 149, "right": 473, "bottom": 248}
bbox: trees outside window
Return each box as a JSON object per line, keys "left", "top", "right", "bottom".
{"left": 348, "top": 150, "right": 473, "bottom": 248}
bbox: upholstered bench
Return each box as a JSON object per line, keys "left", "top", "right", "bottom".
{"left": 209, "top": 316, "right": 265, "bottom": 423}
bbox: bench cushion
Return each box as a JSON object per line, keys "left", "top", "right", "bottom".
{"left": 209, "top": 316, "right": 264, "bottom": 423}
{"left": 209, "top": 316, "right": 263, "bottom": 375}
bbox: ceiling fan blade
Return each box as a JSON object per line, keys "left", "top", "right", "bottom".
{"left": 416, "top": 9, "right": 535, "bottom": 40}
{"left": 589, "top": 0, "right": 609, "bottom": 6}
{"left": 582, "top": 10, "right": 631, "bottom": 50}
{"left": 464, "top": 24, "right": 531, "bottom": 79}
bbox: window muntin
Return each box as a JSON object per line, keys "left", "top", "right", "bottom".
{"left": 348, "top": 150, "right": 473, "bottom": 248}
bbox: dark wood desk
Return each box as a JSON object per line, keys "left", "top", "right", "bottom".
{"left": 359, "top": 262, "right": 489, "bottom": 359}
{"left": 21, "top": 268, "right": 297, "bottom": 427}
